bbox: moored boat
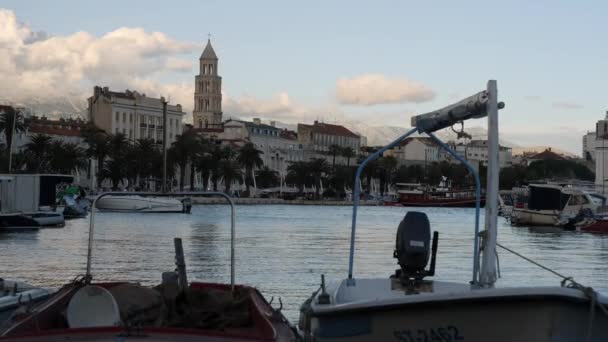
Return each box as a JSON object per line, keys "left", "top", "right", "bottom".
{"left": 0, "top": 192, "right": 296, "bottom": 341}
{"left": 23, "top": 211, "right": 64, "bottom": 227}
{"left": 0, "top": 214, "right": 40, "bottom": 232}
{"left": 396, "top": 183, "right": 485, "bottom": 207}
{"left": 95, "top": 195, "right": 192, "bottom": 213}
{"left": 511, "top": 184, "right": 603, "bottom": 226}
{"left": 298, "top": 81, "right": 608, "bottom": 341}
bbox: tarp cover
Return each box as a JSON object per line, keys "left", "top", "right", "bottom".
{"left": 528, "top": 186, "right": 570, "bottom": 211}
{"left": 39, "top": 175, "right": 73, "bottom": 206}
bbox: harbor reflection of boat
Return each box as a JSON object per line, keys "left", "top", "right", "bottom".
{"left": 1, "top": 192, "right": 296, "bottom": 341}
{"left": 510, "top": 184, "right": 605, "bottom": 226}
{"left": 395, "top": 182, "right": 485, "bottom": 207}
{"left": 95, "top": 195, "right": 192, "bottom": 213}
{"left": 299, "top": 81, "right": 608, "bottom": 341}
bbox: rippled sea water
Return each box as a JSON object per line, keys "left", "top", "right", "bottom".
{"left": 2, "top": 205, "right": 608, "bottom": 322}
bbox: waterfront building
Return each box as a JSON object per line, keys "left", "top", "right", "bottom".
{"left": 87, "top": 86, "right": 185, "bottom": 146}
{"left": 221, "top": 118, "right": 303, "bottom": 174}
{"left": 385, "top": 137, "right": 440, "bottom": 165}
{"left": 193, "top": 39, "right": 222, "bottom": 130}
{"left": 296, "top": 121, "right": 361, "bottom": 165}
{"left": 595, "top": 112, "right": 608, "bottom": 193}
{"left": 583, "top": 131, "right": 596, "bottom": 161}
{"left": 452, "top": 140, "right": 512, "bottom": 168}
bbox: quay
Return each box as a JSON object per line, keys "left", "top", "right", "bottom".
{"left": 190, "top": 197, "right": 381, "bottom": 206}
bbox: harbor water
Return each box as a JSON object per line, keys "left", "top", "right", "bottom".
{"left": 2, "top": 205, "right": 608, "bottom": 322}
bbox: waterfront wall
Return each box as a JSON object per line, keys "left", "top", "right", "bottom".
{"left": 191, "top": 197, "right": 381, "bottom": 206}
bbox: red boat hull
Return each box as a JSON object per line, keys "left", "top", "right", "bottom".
{"left": 1, "top": 282, "right": 296, "bottom": 341}
{"left": 578, "top": 219, "right": 608, "bottom": 234}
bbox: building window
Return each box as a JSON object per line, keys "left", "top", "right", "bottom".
{"left": 209, "top": 64, "right": 213, "bottom": 74}
{"left": 115, "top": 112, "right": 119, "bottom": 121}
{"left": 122, "top": 112, "right": 126, "bottom": 123}
{"left": 129, "top": 114, "right": 133, "bottom": 123}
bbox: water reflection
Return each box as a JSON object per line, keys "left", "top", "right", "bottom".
{"left": 2, "top": 205, "right": 607, "bottom": 322}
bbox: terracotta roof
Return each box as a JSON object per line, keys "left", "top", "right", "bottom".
{"left": 280, "top": 129, "right": 297, "bottom": 140}
{"left": 530, "top": 149, "right": 567, "bottom": 160}
{"left": 298, "top": 122, "right": 359, "bottom": 138}
{"left": 189, "top": 127, "right": 224, "bottom": 133}
{"left": 29, "top": 125, "right": 83, "bottom": 137}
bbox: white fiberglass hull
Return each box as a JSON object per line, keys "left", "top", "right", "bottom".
{"left": 95, "top": 195, "right": 186, "bottom": 213}
{"left": 510, "top": 208, "right": 558, "bottom": 226}
{"left": 300, "top": 279, "right": 608, "bottom": 342}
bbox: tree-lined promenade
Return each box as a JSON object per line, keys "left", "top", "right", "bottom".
{"left": 0, "top": 109, "right": 595, "bottom": 198}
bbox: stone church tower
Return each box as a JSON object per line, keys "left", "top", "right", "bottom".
{"left": 193, "top": 39, "right": 222, "bottom": 128}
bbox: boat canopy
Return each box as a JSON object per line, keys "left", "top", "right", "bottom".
{"left": 528, "top": 185, "right": 570, "bottom": 211}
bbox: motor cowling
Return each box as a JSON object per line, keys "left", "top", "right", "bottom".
{"left": 394, "top": 212, "right": 431, "bottom": 279}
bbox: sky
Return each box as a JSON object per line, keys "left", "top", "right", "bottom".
{"left": 1, "top": 0, "right": 606, "bottom": 154}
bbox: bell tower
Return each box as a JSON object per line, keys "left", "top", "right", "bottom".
{"left": 193, "top": 39, "right": 222, "bottom": 128}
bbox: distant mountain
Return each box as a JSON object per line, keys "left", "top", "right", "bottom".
{"left": 0, "top": 95, "right": 88, "bottom": 119}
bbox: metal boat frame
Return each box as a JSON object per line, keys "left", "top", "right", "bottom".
{"left": 86, "top": 191, "right": 236, "bottom": 291}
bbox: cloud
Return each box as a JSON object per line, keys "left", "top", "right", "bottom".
{"left": 552, "top": 101, "right": 583, "bottom": 109}
{"left": 222, "top": 91, "right": 343, "bottom": 124}
{"left": 0, "top": 8, "right": 196, "bottom": 112}
{"left": 335, "top": 74, "right": 435, "bottom": 106}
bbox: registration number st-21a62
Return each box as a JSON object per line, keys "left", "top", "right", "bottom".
{"left": 393, "top": 326, "right": 464, "bottom": 342}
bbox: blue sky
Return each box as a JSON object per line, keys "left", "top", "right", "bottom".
{"left": 1, "top": 0, "right": 606, "bottom": 154}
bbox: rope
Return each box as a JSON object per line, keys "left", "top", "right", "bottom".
{"left": 496, "top": 242, "right": 608, "bottom": 341}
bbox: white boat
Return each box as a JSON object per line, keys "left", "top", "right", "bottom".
{"left": 299, "top": 81, "right": 608, "bottom": 341}
{"left": 95, "top": 195, "right": 192, "bottom": 213}
{"left": 511, "top": 184, "right": 603, "bottom": 226}
{"left": 0, "top": 279, "right": 50, "bottom": 327}
{"left": 498, "top": 190, "right": 513, "bottom": 217}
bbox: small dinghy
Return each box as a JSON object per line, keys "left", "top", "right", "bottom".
{"left": 299, "top": 81, "right": 608, "bottom": 341}
{"left": 23, "top": 212, "right": 64, "bottom": 227}
{"left": 1, "top": 192, "right": 296, "bottom": 341}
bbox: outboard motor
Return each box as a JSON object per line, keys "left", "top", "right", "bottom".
{"left": 393, "top": 212, "right": 439, "bottom": 288}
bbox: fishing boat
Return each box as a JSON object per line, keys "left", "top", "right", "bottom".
{"left": 0, "top": 192, "right": 296, "bottom": 341}
{"left": 396, "top": 183, "right": 485, "bottom": 207}
{"left": 95, "top": 194, "right": 192, "bottom": 213}
{"left": 298, "top": 81, "right": 608, "bottom": 341}
{"left": 0, "top": 279, "right": 50, "bottom": 328}
{"left": 510, "top": 184, "right": 603, "bottom": 226}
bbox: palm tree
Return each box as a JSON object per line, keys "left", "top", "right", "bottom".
{"left": 82, "top": 126, "right": 110, "bottom": 188}
{"left": 255, "top": 166, "right": 279, "bottom": 189}
{"left": 286, "top": 161, "right": 310, "bottom": 195}
{"left": 378, "top": 156, "right": 398, "bottom": 196}
{"left": 24, "top": 134, "right": 53, "bottom": 172}
{"left": 108, "top": 133, "right": 129, "bottom": 159}
{"left": 328, "top": 144, "right": 342, "bottom": 169}
{"left": 308, "top": 158, "right": 331, "bottom": 199}
{"left": 132, "top": 138, "right": 160, "bottom": 189}
{"left": 0, "top": 106, "right": 27, "bottom": 172}
{"left": 237, "top": 143, "right": 263, "bottom": 196}
{"left": 218, "top": 159, "right": 242, "bottom": 193}
{"left": 101, "top": 159, "right": 127, "bottom": 190}
{"left": 341, "top": 147, "right": 356, "bottom": 167}
{"left": 169, "top": 131, "right": 199, "bottom": 191}
{"left": 189, "top": 136, "right": 210, "bottom": 190}
{"left": 48, "top": 141, "right": 88, "bottom": 175}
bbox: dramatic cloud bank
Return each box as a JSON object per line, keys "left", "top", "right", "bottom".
{"left": 335, "top": 74, "right": 435, "bottom": 106}
{"left": 0, "top": 8, "right": 195, "bottom": 111}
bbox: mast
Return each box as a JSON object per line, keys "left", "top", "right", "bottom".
{"left": 480, "top": 80, "right": 499, "bottom": 287}
{"left": 161, "top": 97, "right": 168, "bottom": 193}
